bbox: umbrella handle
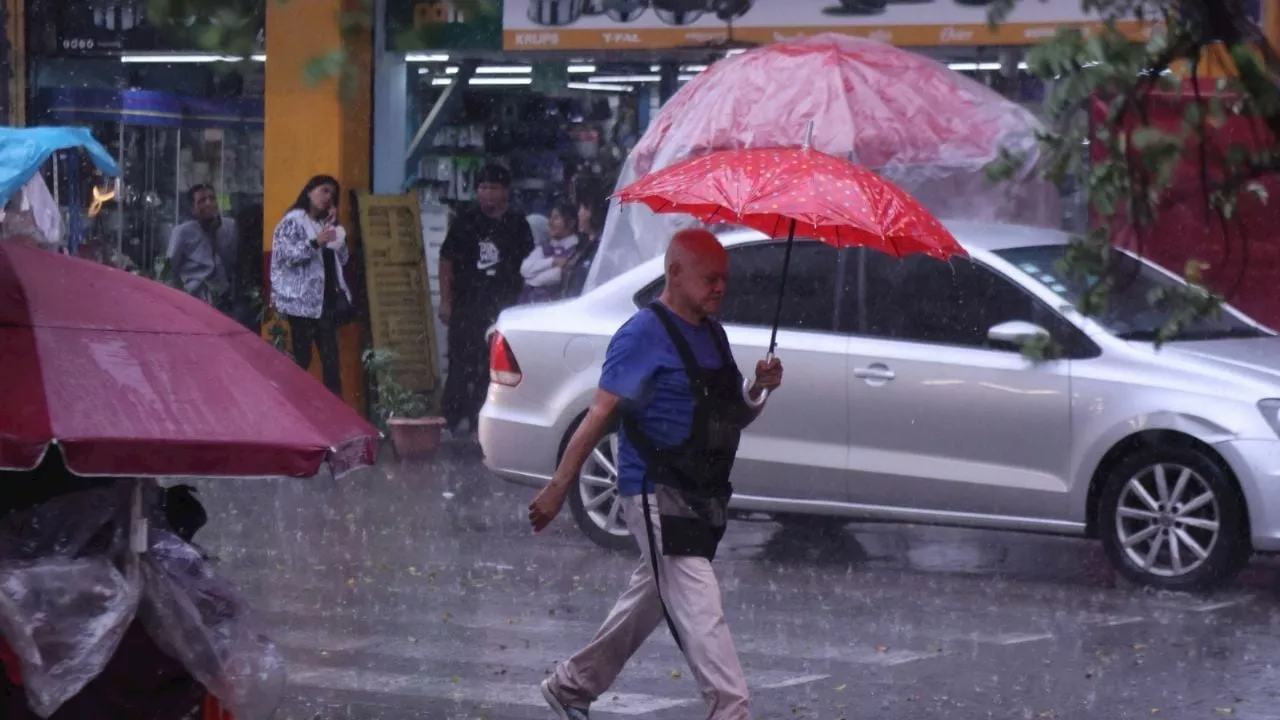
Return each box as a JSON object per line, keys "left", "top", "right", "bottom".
{"left": 745, "top": 351, "right": 774, "bottom": 406}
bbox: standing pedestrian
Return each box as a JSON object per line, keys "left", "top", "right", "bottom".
{"left": 528, "top": 228, "right": 784, "bottom": 720}
{"left": 519, "top": 200, "right": 580, "bottom": 304}
{"left": 233, "top": 203, "right": 265, "bottom": 333}
{"left": 560, "top": 188, "right": 607, "bottom": 299}
{"left": 438, "top": 164, "right": 534, "bottom": 437}
{"left": 269, "top": 175, "right": 353, "bottom": 397}
{"left": 166, "top": 184, "right": 238, "bottom": 313}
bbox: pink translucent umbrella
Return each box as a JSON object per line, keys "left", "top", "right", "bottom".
{"left": 630, "top": 32, "right": 1038, "bottom": 177}
{"left": 591, "top": 33, "right": 1050, "bottom": 290}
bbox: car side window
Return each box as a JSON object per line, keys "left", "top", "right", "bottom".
{"left": 635, "top": 277, "right": 664, "bottom": 307}
{"left": 635, "top": 241, "right": 841, "bottom": 333}
{"left": 857, "top": 249, "right": 1083, "bottom": 352}
{"left": 719, "top": 242, "right": 840, "bottom": 332}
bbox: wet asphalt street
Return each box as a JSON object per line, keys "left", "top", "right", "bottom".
{"left": 192, "top": 445, "right": 1280, "bottom": 720}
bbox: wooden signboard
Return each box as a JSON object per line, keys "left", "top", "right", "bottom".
{"left": 355, "top": 191, "right": 441, "bottom": 398}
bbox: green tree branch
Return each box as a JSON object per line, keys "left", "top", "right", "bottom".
{"left": 989, "top": 0, "right": 1279, "bottom": 349}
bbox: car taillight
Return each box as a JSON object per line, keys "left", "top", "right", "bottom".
{"left": 489, "top": 331, "right": 523, "bottom": 387}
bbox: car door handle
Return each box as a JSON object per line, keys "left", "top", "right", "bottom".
{"left": 853, "top": 365, "right": 896, "bottom": 381}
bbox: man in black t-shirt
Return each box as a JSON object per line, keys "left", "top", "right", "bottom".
{"left": 438, "top": 164, "right": 535, "bottom": 436}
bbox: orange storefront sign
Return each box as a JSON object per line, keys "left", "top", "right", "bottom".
{"left": 502, "top": 1, "right": 1146, "bottom": 50}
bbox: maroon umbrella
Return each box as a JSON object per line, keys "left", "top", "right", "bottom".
{"left": 0, "top": 241, "right": 379, "bottom": 478}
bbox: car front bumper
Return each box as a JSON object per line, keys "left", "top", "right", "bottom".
{"left": 1216, "top": 438, "right": 1280, "bottom": 552}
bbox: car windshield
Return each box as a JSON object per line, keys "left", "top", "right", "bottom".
{"left": 994, "top": 245, "right": 1271, "bottom": 342}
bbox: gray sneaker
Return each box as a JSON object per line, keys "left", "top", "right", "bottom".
{"left": 540, "top": 679, "right": 589, "bottom": 720}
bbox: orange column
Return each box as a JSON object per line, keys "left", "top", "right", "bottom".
{"left": 264, "top": 0, "right": 372, "bottom": 415}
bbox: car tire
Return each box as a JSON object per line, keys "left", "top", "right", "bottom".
{"left": 564, "top": 428, "right": 638, "bottom": 553}
{"left": 1098, "top": 445, "right": 1250, "bottom": 590}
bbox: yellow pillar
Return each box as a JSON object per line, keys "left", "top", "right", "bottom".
{"left": 265, "top": 0, "right": 372, "bottom": 416}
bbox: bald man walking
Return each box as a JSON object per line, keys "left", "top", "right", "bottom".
{"left": 528, "top": 229, "right": 784, "bottom": 720}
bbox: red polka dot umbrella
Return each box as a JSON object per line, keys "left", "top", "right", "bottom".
{"left": 613, "top": 123, "right": 965, "bottom": 354}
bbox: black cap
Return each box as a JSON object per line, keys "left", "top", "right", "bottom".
{"left": 476, "top": 163, "right": 512, "bottom": 187}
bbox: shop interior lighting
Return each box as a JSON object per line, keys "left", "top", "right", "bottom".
{"left": 567, "top": 64, "right": 597, "bottom": 73}
{"left": 121, "top": 53, "right": 235, "bottom": 63}
{"left": 87, "top": 183, "right": 117, "bottom": 218}
{"left": 640, "top": 63, "right": 706, "bottom": 74}
{"left": 947, "top": 62, "right": 1004, "bottom": 71}
{"left": 567, "top": 82, "right": 632, "bottom": 93}
{"left": 469, "top": 77, "right": 533, "bottom": 85}
{"left": 121, "top": 52, "right": 265, "bottom": 63}
{"left": 588, "top": 74, "right": 661, "bottom": 83}
{"left": 430, "top": 76, "right": 533, "bottom": 86}
{"left": 474, "top": 65, "right": 533, "bottom": 74}
{"left": 405, "top": 53, "right": 450, "bottom": 62}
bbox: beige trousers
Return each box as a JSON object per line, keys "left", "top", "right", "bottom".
{"left": 549, "top": 494, "right": 750, "bottom": 719}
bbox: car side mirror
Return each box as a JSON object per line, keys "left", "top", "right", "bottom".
{"left": 987, "top": 320, "right": 1050, "bottom": 347}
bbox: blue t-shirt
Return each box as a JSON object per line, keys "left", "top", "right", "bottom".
{"left": 600, "top": 307, "right": 741, "bottom": 496}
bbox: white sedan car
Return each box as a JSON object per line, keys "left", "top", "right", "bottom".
{"left": 480, "top": 220, "right": 1280, "bottom": 590}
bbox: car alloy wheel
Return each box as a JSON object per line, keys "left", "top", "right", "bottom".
{"left": 1099, "top": 444, "right": 1249, "bottom": 590}
{"left": 1114, "top": 462, "right": 1220, "bottom": 578}
{"left": 578, "top": 432, "right": 629, "bottom": 539}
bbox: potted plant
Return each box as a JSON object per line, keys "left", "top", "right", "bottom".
{"left": 362, "top": 348, "right": 445, "bottom": 460}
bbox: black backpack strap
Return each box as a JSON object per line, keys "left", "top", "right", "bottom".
{"left": 646, "top": 302, "right": 703, "bottom": 387}
{"left": 707, "top": 319, "right": 735, "bottom": 369}
{"left": 620, "top": 411, "right": 662, "bottom": 466}
{"left": 641, "top": 491, "right": 684, "bottom": 652}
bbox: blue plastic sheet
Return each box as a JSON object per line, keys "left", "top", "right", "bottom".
{"left": 0, "top": 127, "right": 119, "bottom": 209}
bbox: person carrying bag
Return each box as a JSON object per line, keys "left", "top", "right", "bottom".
{"left": 527, "top": 228, "right": 784, "bottom": 720}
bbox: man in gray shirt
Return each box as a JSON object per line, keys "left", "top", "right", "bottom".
{"left": 167, "top": 184, "right": 238, "bottom": 312}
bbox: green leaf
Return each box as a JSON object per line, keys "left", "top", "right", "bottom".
{"left": 984, "top": 0, "right": 1018, "bottom": 30}
{"left": 302, "top": 48, "right": 349, "bottom": 88}
{"left": 363, "top": 348, "right": 434, "bottom": 429}
{"left": 338, "top": 9, "right": 373, "bottom": 35}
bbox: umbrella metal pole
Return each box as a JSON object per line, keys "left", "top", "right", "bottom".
{"left": 767, "top": 219, "right": 798, "bottom": 356}
{"left": 130, "top": 480, "right": 147, "bottom": 554}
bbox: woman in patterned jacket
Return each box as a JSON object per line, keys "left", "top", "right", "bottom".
{"left": 269, "top": 175, "right": 352, "bottom": 396}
